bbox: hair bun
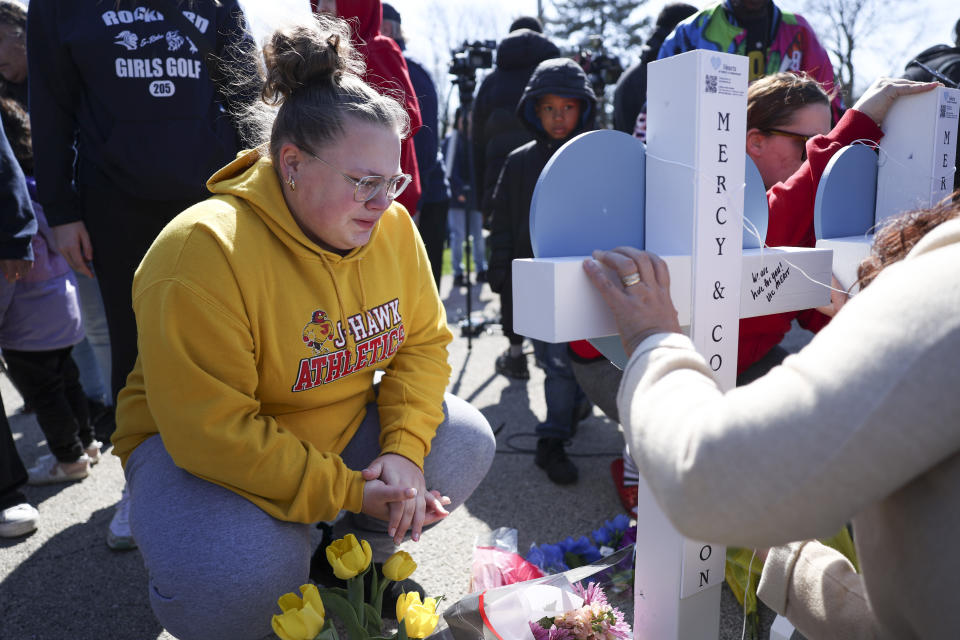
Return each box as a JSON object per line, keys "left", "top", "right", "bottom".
{"left": 262, "top": 16, "right": 364, "bottom": 105}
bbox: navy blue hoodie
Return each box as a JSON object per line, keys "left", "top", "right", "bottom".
{"left": 27, "top": 0, "right": 253, "bottom": 225}
{"left": 486, "top": 58, "right": 596, "bottom": 297}
{"left": 470, "top": 29, "right": 560, "bottom": 219}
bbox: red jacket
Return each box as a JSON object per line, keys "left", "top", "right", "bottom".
{"left": 571, "top": 109, "right": 884, "bottom": 369}
{"left": 311, "top": 0, "right": 422, "bottom": 214}
{"left": 736, "top": 108, "right": 883, "bottom": 373}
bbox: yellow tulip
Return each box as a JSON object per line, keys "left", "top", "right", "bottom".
{"left": 396, "top": 591, "right": 440, "bottom": 639}
{"left": 325, "top": 533, "right": 373, "bottom": 580}
{"left": 382, "top": 550, "right": 417, "bottom": 582}
{"left": 271, "top": 584, "right": 326, "bottom": 640}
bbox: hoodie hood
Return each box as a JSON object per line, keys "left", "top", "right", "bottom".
{"left": 331, "top": 0, "right": 382, "bottom": 43}
{"left": 517, "top": 58, "right": 597, "bottom": 142}
{"left": 206, "top": 149, "right": 384, "bottom": 263}
{"left": 494, "top": 28, "right": 561, "bottom": 72}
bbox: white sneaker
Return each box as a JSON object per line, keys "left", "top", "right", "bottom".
{"left": 27, "top": 454, "right": 91, "bottom": 485}
{"left": 85, "top": 440, "right": 103, "bottom": 465}
{"left": 107, "top": 485, "right": 137, "bottom": 550}
{"left": 0, "top": 502, "right": 39, "bottom": 538}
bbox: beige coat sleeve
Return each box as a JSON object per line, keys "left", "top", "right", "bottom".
{"left": 758, "top": 541, "right": 880, "bottom": 639}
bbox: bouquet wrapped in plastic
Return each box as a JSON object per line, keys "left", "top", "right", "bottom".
{"left": 435, "top": 545, "right": 633, "bottom": 640}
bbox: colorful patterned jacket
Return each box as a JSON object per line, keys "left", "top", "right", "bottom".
{"left": 658, "top": 1, "right": 844, "bottom": 120}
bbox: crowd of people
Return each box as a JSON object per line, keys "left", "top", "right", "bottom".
{"left": 1, "top": 1, "right": 958, "bottom": 639}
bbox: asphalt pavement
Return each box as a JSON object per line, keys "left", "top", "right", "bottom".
{"left": 0, "top": 274, "right": 803, "bottom": 640}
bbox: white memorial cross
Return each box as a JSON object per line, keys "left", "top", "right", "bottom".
{"left": 814, "top": 85, "right": 960, "bottom": 293}
{"left": 512, "top": 50, "right": 834, "bottom": 640}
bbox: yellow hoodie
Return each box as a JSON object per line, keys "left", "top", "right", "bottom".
{"left": 113, "top": 150, "right": 452, "bottom": 523}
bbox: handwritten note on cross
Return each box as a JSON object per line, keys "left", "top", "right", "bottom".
{"left": 511, "top": 50, "right": 833, "bottom": 640}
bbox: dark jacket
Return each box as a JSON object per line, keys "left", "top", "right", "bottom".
{"left": 0, "top": 119, "right": 35, "bottom": 261}
{"left": 441, "top": 129, "right": 470, "bottom": 205}
{"left": 322, "top": 0, "right": 423, "bottom": 213}
{"left": 27, "top": 0, "right": 253, "bottom": 225}
{"left": 405, "top": 56, "right": 450, "bottom": 205}
{"left": 487, "top": 58, "right": 597, "bottom": 299}
{"left": 613, "top": 3, "right": 698, "bottom": 133}
{"left": 470, "top": 29, "right": 559, "bottom": 220}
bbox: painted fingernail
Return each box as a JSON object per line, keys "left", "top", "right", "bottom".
{"left": 413, "top": 533, "right": 420, "bottom": 542}
{"left": 388, "top": 527, "right": 396, "bottom": 537}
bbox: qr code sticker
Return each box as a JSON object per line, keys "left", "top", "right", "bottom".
{"left": 705, "top": 75, "right": 718, "bottom": 93}
{"left": 941, "top": 105, "right": 947, "bottom": 118}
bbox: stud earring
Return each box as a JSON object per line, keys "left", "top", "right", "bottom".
{"left": 287, "top": 175, "right": 296, "bottom": 191}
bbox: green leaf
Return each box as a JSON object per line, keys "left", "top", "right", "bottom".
{"left": 316, "top": 591, "right": 368, "bottom": 640}
{"left": 364, "top": 602, "right": 383, "bottom": 636}
{"left": 318, "top": 586, "right": 350, "bottom": 600}
{"left": 315, "top": 627, "right": 339, "bottom": 640}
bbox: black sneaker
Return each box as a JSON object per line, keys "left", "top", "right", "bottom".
{"left": 535, "top": 437, "right": 579, "bottom": 485}
{"left": 495, "top": 350, "right": 529, "bottom": 380}
{"left": 475, "top": 270, "right": 487, "bottom": 283}
{"left": 453, "top": 273, "right": 468, "bottom": 287}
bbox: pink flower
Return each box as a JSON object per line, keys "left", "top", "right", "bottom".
{"left": 574, "top": 581, "right": 608, "bottom": 607}
{"left": 529, "top": 620, "right": 575, "bottom": 640}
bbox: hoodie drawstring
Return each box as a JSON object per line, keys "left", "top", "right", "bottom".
{"left": 320, "top": 254, "right": 356, "bottom": 354}
{"left": 356, "top": 257, "right": 369, "bottom": 319}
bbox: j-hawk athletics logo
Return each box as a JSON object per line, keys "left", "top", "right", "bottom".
{"left": 291, "top": 300, "right": 405, "bottom": 392}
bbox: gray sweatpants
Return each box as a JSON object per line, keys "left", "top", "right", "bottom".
{"left": 125, "top": 393, "right": 495, "bottom": 640}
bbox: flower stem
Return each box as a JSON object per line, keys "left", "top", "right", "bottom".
{"left": 348, "top": 575, "right": 365, "bottom": 629}
{"left": 373, "top": 576, "right": 391, "bottom": 619}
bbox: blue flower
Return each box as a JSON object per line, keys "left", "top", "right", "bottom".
{"left": 559, "top": 536, "right": 602, "bottom": 565}
{"left": 527, "top": 543, "right": 569, "bottom": 573}
{"left": 609, "top": 514, "right": 631, "bottom": 533}
{"left": 591, "top": 523, "right": 615, "bottom": 546}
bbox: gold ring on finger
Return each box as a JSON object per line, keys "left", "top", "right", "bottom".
{"left": 621, "top": 272, "right": 641, "bottom": 287}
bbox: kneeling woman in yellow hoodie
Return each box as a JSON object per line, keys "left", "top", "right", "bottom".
{"left": 111, "top": 15, "right": 495, "bottom": 640}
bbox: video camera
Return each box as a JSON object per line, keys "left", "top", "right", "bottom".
{"left": 450, "top": 40, "right": 496, "bottom": 78}
{"left": 574, "top": 36, "right": 623, "bottom": 96}
{"left": 449, "top": 40, "right": 496, "bottom": 98}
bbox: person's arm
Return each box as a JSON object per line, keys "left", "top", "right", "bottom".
{"left": 0, "top": 120, "right": 36, "bottom": 265}
{"left": 586, "top": 242, "right": 960, "bottom": 548}
{"left": 758, "top": 541, "right": 879, "bottom": 640}
{"left": 485, "top": 154, "right": 517, "bottom": 294}
{"left": 27, "top": 1, "right": 95, "bottom": 277}
{"left": 766, "top": 77, "right": 940, "bottom": 248}
{"left": 27, "top": 0, "right": 81, "bottom": 227}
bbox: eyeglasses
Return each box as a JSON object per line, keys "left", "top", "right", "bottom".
{"left": 762, "top": 128, "right": 814, "bottom": 161}
{"left": 302, "top": 149, "right": 412, "bottom": 203}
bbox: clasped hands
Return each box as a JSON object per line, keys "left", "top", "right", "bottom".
{"left": 360, "top": 453, "right": 450, "bottom": 544}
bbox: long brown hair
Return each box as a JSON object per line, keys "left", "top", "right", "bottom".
{"left": 857, "top": 192, "right": 960, "bottom": 288}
